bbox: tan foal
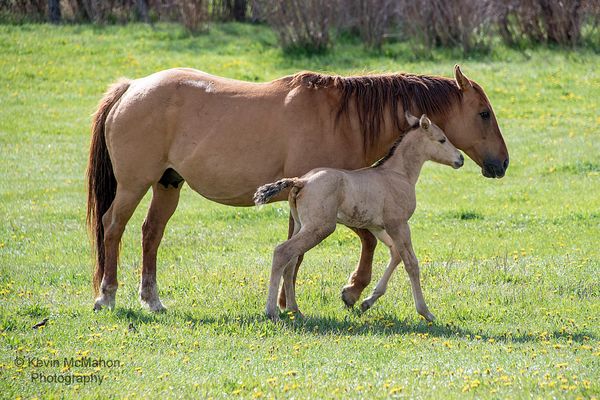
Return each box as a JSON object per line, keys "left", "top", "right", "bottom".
{"left": 255, "top": 113, "right": 464, "bottom": 321}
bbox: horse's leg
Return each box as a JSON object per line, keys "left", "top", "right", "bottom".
{"left": 267, "top": 226, "right": 335, "bottom": 320}
{"left": 360, "top": 230, "right": 401, "bottom": 312}
{"left": 387, "top": 223, "right": 435, "bottom": 322}
{"left": 341, "top": 228, "right": 377, "bottom": 307}
{"left": 94, "top": 186, "right": 148, "bottom": 311}
{"left": 278, "top": 214, "right": 304, "bottom": 309}
{"left": 139, "top": 183, "right": 181, "bottom": 312}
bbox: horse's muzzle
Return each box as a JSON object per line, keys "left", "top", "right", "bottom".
{"left": 482, "top": 157, "right": 509, "bottom": 178}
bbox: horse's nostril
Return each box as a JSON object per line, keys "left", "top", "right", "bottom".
{"left": 454, "top": 156, "right": 464, "bottom": 168}
{"left": 503, "top": 158, "right": 509, "bottom": 170}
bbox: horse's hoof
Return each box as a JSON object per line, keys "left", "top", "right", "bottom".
{"left": 93, "top": 297, "right": 114, "bottom": 311}
{"left": 141, "top": 299, "right": 166, "bottom": 313}
{"left": 140, "top": 284, "right": 166, "bottom": 312}
{"left": 341, "top": 286, "right": 359, "bottom": 307}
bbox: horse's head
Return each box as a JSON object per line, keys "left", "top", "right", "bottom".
{"left": 443, "top": 65, "right": 509, "bottom": 178}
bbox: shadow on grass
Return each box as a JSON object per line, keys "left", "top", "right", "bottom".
{"left": 110, "top": 307, "right": 596, "bottom": 345}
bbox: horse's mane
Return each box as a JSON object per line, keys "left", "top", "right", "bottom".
{"left": 371, "top": 121, "right": 420, "bottom": 168}
{"left": 290, "top": 71, "right": 464, "bottom": 149}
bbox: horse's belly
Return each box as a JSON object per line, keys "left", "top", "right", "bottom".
{"left": 172, "top": 133, "right": 288, "bottom": 206}
{"left": 336, "top": 206, "right": 383, "bottom": 230}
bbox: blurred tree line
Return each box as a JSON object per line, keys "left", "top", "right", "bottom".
{"left": 2, "top": 0, "right": 599, "bottom": 52}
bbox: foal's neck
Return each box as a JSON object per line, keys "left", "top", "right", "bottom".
{"left": 380, "top": 133, "right": 428, "bottom": 186}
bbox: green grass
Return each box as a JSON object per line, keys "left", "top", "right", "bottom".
{"left": 1, "top": 23, "right": 599, "bottom": 399}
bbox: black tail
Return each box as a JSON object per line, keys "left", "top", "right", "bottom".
{"left": 254, "top": 178, "right": 299, "bottom": 205}
{"left": 86, "top": 78, "right": 131, "bottom": 296}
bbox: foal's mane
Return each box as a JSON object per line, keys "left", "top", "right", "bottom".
{"left": 371, "top": 122, "right": 420, "bottom": 168}
{"left": 290, "top": 71, "right": 463, "bottom": 148}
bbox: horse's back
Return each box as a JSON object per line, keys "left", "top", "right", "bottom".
{"left": 103, "top": 69, "right": 297, "bottom": 204}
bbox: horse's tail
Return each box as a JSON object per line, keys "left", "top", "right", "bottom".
{"left": 254, "top": 178, "right": 302, "bottom": 206}
{"left": 86, "top": 78, "right": 131, "bottom": 296}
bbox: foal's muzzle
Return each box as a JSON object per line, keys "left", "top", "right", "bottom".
{"left": 453, "top": 153, "right": 464, "bottom": 169}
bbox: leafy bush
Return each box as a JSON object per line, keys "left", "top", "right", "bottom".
{"left": 398, "top": 0, "right": 495, "bottom": 55}
{"left": 176, "top": 0, "right": 209, "bottom": 34}
{"left": 496, "top": 0, "right": 599, "bottom": 47}
{"left": 258, "top": 0, "right": 335, "bottom": 53}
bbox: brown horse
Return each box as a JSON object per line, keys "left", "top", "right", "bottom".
{"left": 87, "top": 65, "right": 508, "bottom": 312}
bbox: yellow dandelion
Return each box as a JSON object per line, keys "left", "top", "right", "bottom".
{"left": 389, "top": 386, "right": 403, "bottom": 394}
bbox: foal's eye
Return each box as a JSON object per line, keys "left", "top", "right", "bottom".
{"left": 479, "top": 111, "right": 491, "bottom": 120}
{"left": 438, "top": 138, "right": 446, "bottom": 144}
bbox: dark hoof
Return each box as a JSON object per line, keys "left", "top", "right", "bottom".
{"left": 360, "top": 300, "right": 372, "bottom": 313}
{"left": 341, "top": 286, "right": 359, "bottom": 307}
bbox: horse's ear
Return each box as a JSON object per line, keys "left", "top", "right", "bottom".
{"left": 454, "top": 64, "right": 473, "bottom": 91}
{"left": 419, "top": 114, "right": 431, "bottom": 131}
{"left": 405, "top": 111, "right": 419, "bottom": 126}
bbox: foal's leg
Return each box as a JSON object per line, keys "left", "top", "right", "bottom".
{"left": 139, "top": 183, "right": 181, "bottom": 312}
{"left": 94, "top": 186, "right": 148, "bottom": 311}
{"left": 388, "top": 223, "right": 435, "bottom": 322}
{"left": 277, "top": 214, "right": 303, "bottom": 309}
{"left": 282, "top": 215, "right": 302, "bottom": 314}
{"left": 341, "top": 228, "right": 377, "bottom": 307}
{"left": 360, "top": 230, "right": 402, "bottom": 312}
{"left": 267, "top": 226, "right": 335, "bottom": 320}
{"left": 282, "top": 256, "right": 301, "bottom": 315}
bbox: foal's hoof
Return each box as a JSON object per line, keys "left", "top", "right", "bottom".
{"left": 285, "top": 309, "right": 304, "bottom": 320}
{"left": 360, "top": 299, "right": 373, "bottom": 313}
{"left": 341, "top": 286, "right": 360, "bottom": 307}
{"left": 265, "top": 308, "right": 280, "bottom": 322}
{"left": 421, "top": 311, "right": 436, "bottom": 322}
{"left": 266, "top": 313, "right": 280, "bottom": 322}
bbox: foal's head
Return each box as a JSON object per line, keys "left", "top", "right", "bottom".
{"left": 405, "top": 112, "right": 464, "bottom": 169}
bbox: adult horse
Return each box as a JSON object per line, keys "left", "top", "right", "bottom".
{"left": 87, "top": 65, "right": 509, "bottom": 312}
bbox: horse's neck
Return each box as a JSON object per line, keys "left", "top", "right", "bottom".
{"left": 382, "top": 136, "right": 427, "bottom": 186}
{"left": 337, "top": 106, "right": 401, "bottom": 166}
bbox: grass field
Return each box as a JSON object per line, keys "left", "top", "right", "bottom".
{"left": 1, "top": 23, "right": 599, "bottom": 399}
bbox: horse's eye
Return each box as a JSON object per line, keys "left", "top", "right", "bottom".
{"left": 479, "top": 111, "right": 490, "bottom": 120}
{"left": 438, "top": 138, "right": 446, "bottom": 144}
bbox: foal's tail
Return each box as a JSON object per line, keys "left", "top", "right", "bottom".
{"left": 254, "top": 178, "right": 302, "bottom": 205}
{"left": 86, "top": 78, "right": 131, "bottom": 296}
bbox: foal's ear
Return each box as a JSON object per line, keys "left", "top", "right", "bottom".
{"left": 419, "top": 114, "right": 431, "bottom": 131}
{"left": 454, "top": 64, "right": 473, "bottom": 91}
{"left": 405, "top": 111, "right": 419, "bottom": 126}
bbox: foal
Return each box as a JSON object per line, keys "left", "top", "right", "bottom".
{"left": 254, "top": 113, "right": 464, "bottom": 321}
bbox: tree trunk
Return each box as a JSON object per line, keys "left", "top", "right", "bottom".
{"left": 49, "top": 0, "right": 61, "bottom": 23}
{"left": 232, "top": 0, "right": 247, "bottom": 21}
{"left": 136, "top": 0, "right": 149, "bottom": 23}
